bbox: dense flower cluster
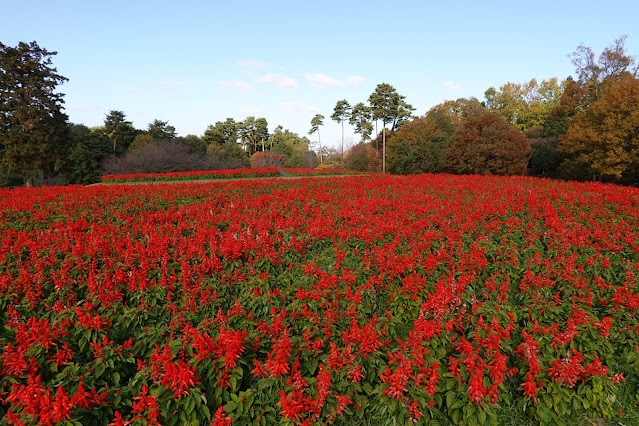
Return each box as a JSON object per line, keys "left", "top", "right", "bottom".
{"left": 1, "top": 174, "right": 638, "bottom": 424}
{"left": 101, "top": 167, "right": 280, "bottom": 183}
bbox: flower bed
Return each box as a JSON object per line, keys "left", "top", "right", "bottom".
{"left": 101, "top": 167, "right": 280, "bottom": 183}
{"left": 1, "top": 174, "right": 638, "bottom": 425}
{"left": 281, "top": 168, "right": 366, "bottom": 176}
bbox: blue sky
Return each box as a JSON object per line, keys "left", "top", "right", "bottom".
{"left": 4, "top": 0, "right": 638, "bottom": 150}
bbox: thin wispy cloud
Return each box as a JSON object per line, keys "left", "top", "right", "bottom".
{"left": 238, "top": 59, "right": 272, "bottom": 69}
{"left": 217, "top": 80, "right": 253, "bottom": 91}
{"left": 126, "top": 87, "right": 139, "bottom": 93}
{"left": 259, "top": 74, "right": 299, "bottom": 88}
{"left": 277, "top": 101, "right": 319, "bottom": 114}
{"left": 305, "top": 73, "right": 365, "bottom": 87}
{"left": 444, "top": 80, "right": 462, "bottom": 91}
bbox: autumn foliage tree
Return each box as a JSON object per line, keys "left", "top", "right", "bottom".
{"left": 558, "top": 77, "right": 639, "bottom": 184}
{"left": 444, "top": 110, "right": 530, "bottom": 175}
{"left": 387, "top": 110, "right": 455, "bottom": 175}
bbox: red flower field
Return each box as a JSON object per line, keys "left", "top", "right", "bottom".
{"left": 1, "top": 174, "right": 638, "bottom": 425}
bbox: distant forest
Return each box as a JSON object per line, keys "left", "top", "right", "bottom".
{"left": 1, "top": 36, "right": 638, "bottom": 187}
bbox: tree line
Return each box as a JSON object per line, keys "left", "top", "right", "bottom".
{"left": 334, "top": 36, "right": 638, "bottom": 186}
{"left": 2, "top": 37, "right": 639, "bottom": 187}
{"left": 0, "top": 41, "right": 317, "bottom": 186}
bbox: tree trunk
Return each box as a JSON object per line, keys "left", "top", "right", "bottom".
{"left": 382, "top": 124, "right": 386, "bottom": 174}
{"left": 341, "top": 120, "right": 345, "bottom": 161}
{"left": 318, "top": 129, "right": 323, "bottom": 164}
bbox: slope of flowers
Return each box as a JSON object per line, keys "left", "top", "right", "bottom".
{"left": 282, "top": 168, "right": 367, "bottom": 176}
{"left": 101, "top": 167, "right": 280, "bottom": 183}
{"left": 1, "top": 175, "right": 639, "bottom": 425}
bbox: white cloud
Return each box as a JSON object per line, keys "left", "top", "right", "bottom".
{"left": 217, "top": 80, "right": 253, "bottom": 91}
{"left": 239, "top": 106, "right": 263, "bottom": 115}
{"left": 306, "top": 73, "right": 342, "bottom": 87}
{"left": 305, "top": 73, "right": 365, "bottom": 87}
{"left": 277, "top": 101, "right": 319, "bottom": 114}
{"left": 126, "top": 87, "right": 139, "bottom": 93}
{"left": 237, "top": 59, "right": 272, "bottom": 69}
{"left": 259, "top": 73, "right": 299, "bottom": 88}
{"left": 444, "top": 80, "right": 462, "bottom": 91}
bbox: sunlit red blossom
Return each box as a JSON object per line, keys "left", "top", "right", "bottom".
{"left": 547, "top": 350, "right": 585, "bottom": 387}
{"left": 521, "top": 372, "right": 540, "bottom": 403}
{"left": 264, "top": 328, "right": 293, "bottom": 378}
{"left": 408, "top": 400, "right": 423, "bottom": 422}
{"left": 211, "top": 406, "right": 233, "bottom": 426}
{"left": 278, "top": 390, "right": 307, "bottom": 421}
{"left": 131, "top": 384, "right": 161, "bottom": 426}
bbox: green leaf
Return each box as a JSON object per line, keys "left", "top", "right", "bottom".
{"left": 537, "top": 406, "right": 553, "bottom": 423}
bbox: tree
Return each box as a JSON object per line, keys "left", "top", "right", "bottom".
{"left": 239, "top": 117, "right": 268, "bottom": 154}
{"left": 444, "top": 109, "right": 530, "bottom": 176}
{"left": 427, "top": 97, "right": 484, "bottom": 126}
{"left": 203, "top": 118, "right": 238, "bottom": 147}
{"left": 65, "top": 124, "right": 111, "bottom": 184}
{"left": 0, "top": 41, "right": 70, "bottom": 186}
{"left": 331, "top": 100, "right": 351, "bottom": 159}
{"left": 387, "top": 110, "right": 455, "bottom": 175}
{"left": 569, "top": 35, "right": 638, "bottom": 103}
{"left": 345, "top": 143, "right": 381, "bottom": 172}
{"left": 147, "top": 119, "right": 177, "bottom": 141}
{"left": 368, "top": 83, "right": 414, "bottom": 173}
{"left": 308, "top": 114, "right": 325, "bottom": 164}
{"left": 484, "top": 78, "right": 566, "bottom": 132}
{"left": 558, "top": 76, "right": 639, "bottom": 184}
{"left": 104, "top": 110, "right": 136, "bottom": 154}
{"left": 349, "top": 103, "right": 373, "bottom": 144}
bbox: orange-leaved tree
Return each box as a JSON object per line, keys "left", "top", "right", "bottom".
{"left": 444, "top": 110, "right": 530, "bottom": 176}
{"left": 558, "top": 77, "right": 639, "bottom": 184}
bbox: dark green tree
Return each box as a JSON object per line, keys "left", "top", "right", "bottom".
{"left": 349, "top": 103, "right": 373, "bottom": 144}
{"left": 308, "top": 114, "right": 325, "bottom": 164}
{"left": 239, "top": 117, "right": 269, "bottom": 154}
{"left": 368, "top": 83, "right": 414, "bottom": 173}
{"left": 65, "top": 124, "right": 111, "bottom": 184}
{"left": 0, "top": 41, "right": 70, "bottom": 186}
{"left": 147, "top": 119, "right": 177, "bottom": 141}
{"left": 103, "top": 110, "right": 136, "bottom": 154}
{"left": 331, "top": 100, "right": 351, "bottom": 159}
{"left": 203, "top": 118, "right": 238, "bottom": 146}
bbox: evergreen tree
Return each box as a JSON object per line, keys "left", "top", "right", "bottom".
{"left": 0, "top": 41, "right": 70, "bottom": 186}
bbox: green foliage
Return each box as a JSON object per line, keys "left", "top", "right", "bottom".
{"left": 103, "top": 110, "right": 137, "bottom": 155}
{"left": 203, "top": 118, "right": 238, "bottom": 146}
{"left": 147, "top": 119, "right": 177, "bottom": 141}
{"left": 65, "top": 124, "right": 111, "bottom": 184}
{"left": 387, "top": 110, "right": 455, "bottom": 175}
{"left": 484, "top": 78, "right": 566, "bottom": 132}
{"left": 350, "top": 103, "right": 373, "bottom": 143}
{"left": 0, "top": 41, "right": 70, "bottom": 185}
{"left": 239, "top": 117, "right": 269, "bottom": 155}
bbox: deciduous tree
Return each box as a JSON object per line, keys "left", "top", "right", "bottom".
{"left": 387, "top": 110, "right": 455, "bottom": 175}
{"left": 0, "top": 41, "right": 70, "bottom": 186}
{"left": 444, "top": 110, "right": 530, "bottom": 176}
{"left": 558, "top": 77, "right": 639, "bottom": 184}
